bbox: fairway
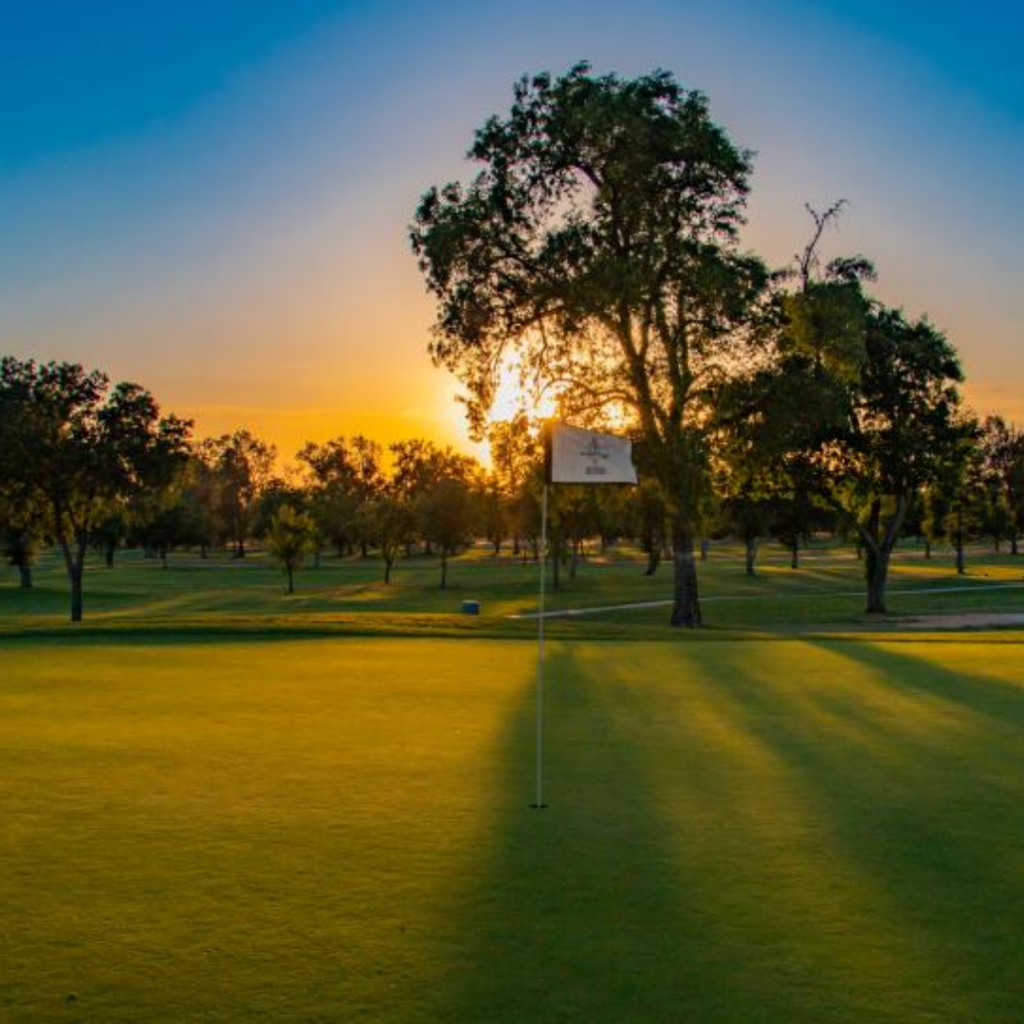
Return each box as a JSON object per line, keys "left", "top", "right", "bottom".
{"left": 3, "top": 637, "right": 1024, "bottom": 1022}
{"left": 5, "top": 542, "right": 1024, "bottom": 638}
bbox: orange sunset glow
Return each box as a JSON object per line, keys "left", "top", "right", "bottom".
{"left": 2, "top": 1, "right": 1022, "bottom": 461}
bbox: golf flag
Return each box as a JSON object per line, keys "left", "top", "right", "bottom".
{"left": 548, "top": 423, "right": 638, "bottom": 485}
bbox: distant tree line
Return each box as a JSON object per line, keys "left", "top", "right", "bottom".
{"left": 1, "top": 349, "right": 1022, "bottom": 623}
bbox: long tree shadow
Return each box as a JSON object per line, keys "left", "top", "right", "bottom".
{"left": 420, "top": 640, "right": 1018, "bottom": 1023}
{"left": 707, "top": 639, "right": 1024, "bottom": 1022}
{"left": 814, "top": 637, "right": 1024, "bottom": 736}
{"left": 420, "top": 643, "right": 710, "bottom": 1022}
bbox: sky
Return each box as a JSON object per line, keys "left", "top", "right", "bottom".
{"left": 2, "top": 0, "right": 1022, "bottom": 460}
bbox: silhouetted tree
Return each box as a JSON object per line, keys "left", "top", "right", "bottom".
{"left": 800, "top": 307, "right": 967, "bottom": 610}
{"left": 0, "top": 493, "right": 47, "bottom": 588}
{"left": 630, "top": 478, "right": 670, "bottom": 576}
{"left": 981, "top": 416, "right": 1024, "bottom": 554}
{"left": 488, "top": 413, "right": 541, "bottom": 555}
{"left": 359, "top": 496, "right": 416, "bottom": 584}
{"left": 0, "top": 358, "right": 191, "bottom": 621}
{"left": 734, "top": 201, "right": 965, "bottom": 612}
{"left": 412, "top": 63, "right": 770, "bottom": 626}
{"left": 415, "top": 477, "right": 475, "bottom": 588}
{"left": 205, "top": 430, "right": 276, "bottom": 558}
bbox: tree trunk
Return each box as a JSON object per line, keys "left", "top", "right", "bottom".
{"left": 644, "top": 544, "right": 661, "bottom": 576}
{"left": 862, "top": 494, "right": 905, "bottom": 615}
{"left": 924, "top": 538, "right": 931, "bottom": 560}
{"left": 439, "top": 552, "right": 447, "bottom": 589}
{"left": 864, "top": 544, "right": 892, "bottom": 614}
{"left": 18, "top": 562, "right": 33, "bottom": 589}
{"left": 1012, "top": 532, "right": 1019, "bottom": 556}
{"left": 569, "top": 540, "right": 579, "bottom": 579}
{"left": 745, "top": 536, "right": 758, "bottom": 577}
{"left": 955, "top": 508, "right": 965, "bottom": 574}
{"left": 58, "top": 533, "right": 87, "bottom": 623}
{"left": 790, "top": 538, "right": 799, "bottom": 569}
{"left": 670, "top": 529, "right": 701, "bottom": 628}
{"left": 104, "top": 541, "right": 115, "bottom": 568}
{"left": 70, "top": 565, "right": 84, "bottom": 622}
{"left": 384, "top": 558, "right": 393, "bottom": 585}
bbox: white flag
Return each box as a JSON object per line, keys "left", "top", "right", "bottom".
{"left": 549, "top": 423, "right": 638, "bottom": 485}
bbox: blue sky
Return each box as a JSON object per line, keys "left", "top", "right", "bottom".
{"left": 1, "top": 0, "right": 1022, "bottom": 452}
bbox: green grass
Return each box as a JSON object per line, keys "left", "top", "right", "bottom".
{"left": 4, "top": 544, "right": 1024, "bottom": 1019}
{"left": 3, "top": 540, "right": 1024, "bottom": 637}
{"left": 3, "top": 636, "right": 1024, "bottom": 1021}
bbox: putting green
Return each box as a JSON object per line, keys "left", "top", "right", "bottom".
{"left": 2, "top": 637, "right": 1024, "bottom": 1022}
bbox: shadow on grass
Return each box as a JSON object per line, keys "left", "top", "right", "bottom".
{"left": 811, "top": 638, "right": 1024, "bottom": 738}
{"left": 419, "top": 644, "right": 702, "bottom": 1022}
{"left": 707, "top": 640, "right": 1024, "bottom": 1021}
{"left": 420, "top": 640, "right": 1024, "bottom": 1022}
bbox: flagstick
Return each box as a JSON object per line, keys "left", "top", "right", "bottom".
{"left": 532, "top": 482, "right": 549, "bottom": 809}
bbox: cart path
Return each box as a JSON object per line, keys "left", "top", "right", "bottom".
{"left": 508, "top": 580, "right": 1024, "bottom": 620}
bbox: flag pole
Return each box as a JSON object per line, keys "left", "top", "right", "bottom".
{"left": 531, "top": 421, "right": 637, "bottom": 809}
{"left": 532, "top": 480, "right": 549, "bottom": 810}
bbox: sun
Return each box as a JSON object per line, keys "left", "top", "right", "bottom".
{"left": 487, "top": 356, "right": 557, "bottom": 424}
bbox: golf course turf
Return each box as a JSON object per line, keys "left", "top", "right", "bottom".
{"left": 3, "top": 634, "right": 1024, "bottom": 1022}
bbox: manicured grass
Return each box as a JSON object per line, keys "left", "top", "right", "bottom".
{"left": 3, "top": 540, "right": 1024, "bottom": 636}
{"left": 3, "top": 636, "right": 1024, "bottom": 1021}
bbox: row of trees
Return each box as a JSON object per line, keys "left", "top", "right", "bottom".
{"left": 0, "top": 368, "right": 511, "bottom": 617}
{"left": 1, "top": 347, "right": 1021, "bottom": 622}
{"left": 410, "top": 62, "right": 1022, "bottom": 624}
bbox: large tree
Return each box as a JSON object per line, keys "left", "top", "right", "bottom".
{"left": 411, "top": 63, "right": 769, "bottom": 626}
{"left": 832, "top": 309, "right": 965, "bottom": 610}
{"left": 750, "top": 299, "right": 966, "bottom": 613}
{"left": 726, "top": 197, "right": 967, "bottom": 613}
{"left": 0, "top": 358, "right": 190, "bottom": 621}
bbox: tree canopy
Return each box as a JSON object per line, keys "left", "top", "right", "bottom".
{"left": 412, "top": 62, "right": 771, "bottom": 625}
{"left": 0, "top": 358, "right": 191, "bottom": 621}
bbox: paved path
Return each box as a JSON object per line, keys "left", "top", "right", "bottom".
{"left": 508, "top": 581, "right": 1024, "bottom": 620}
{"left": 897, "top": 610, "right": 1024, "bottom": 630}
